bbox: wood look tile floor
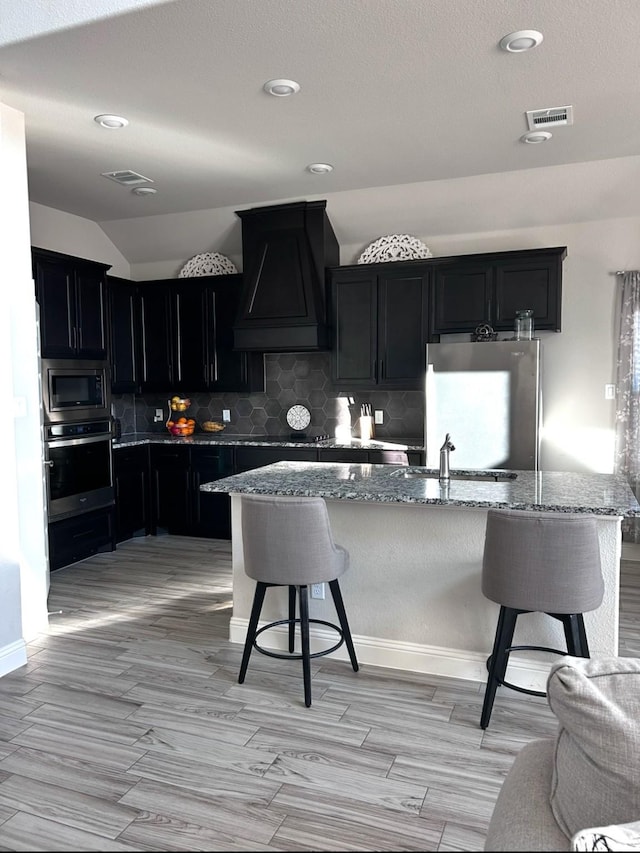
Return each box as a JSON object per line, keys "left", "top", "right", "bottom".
{"left": 0, "top": 535, "right": 638, "bottom": 852}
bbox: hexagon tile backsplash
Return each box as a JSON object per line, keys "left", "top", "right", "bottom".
{"left": 111, "top": 352, "right": 425, "bottom": 440}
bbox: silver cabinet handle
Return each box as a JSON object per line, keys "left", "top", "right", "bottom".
{"left": 44, "top": 460, "right": 54, "bottom": 467}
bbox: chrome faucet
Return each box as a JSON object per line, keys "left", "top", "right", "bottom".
{"left": 439, "top": 433, "right": 456, "bottom": 480}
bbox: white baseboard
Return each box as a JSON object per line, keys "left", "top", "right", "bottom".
{"left": 229, "top": 617, "right": 553, "bottom": 692}
{"left": 0, "top": 639, "right": 27, "bottom": 678}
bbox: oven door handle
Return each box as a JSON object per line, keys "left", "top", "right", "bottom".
{"left": 46, "top": 434, "right": 111, "bottom": 449}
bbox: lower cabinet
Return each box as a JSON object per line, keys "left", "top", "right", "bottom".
{"left": 150, "top": 444, "right": 234, "bottom": 538}
{"left": 48, "top": 506, "right": 115, "bottom": 571}
{"left": 114, "top": 445, "right": 150, "bottom": 543}
{"left": 318, "top": 448, "right": 423, "bottom": 465}
{"left": 234, "top": 446, "right": 318, "bottom": 472}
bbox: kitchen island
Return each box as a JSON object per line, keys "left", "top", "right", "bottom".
{"left": 201, "top": 462, "right": 640, "bottom": 688}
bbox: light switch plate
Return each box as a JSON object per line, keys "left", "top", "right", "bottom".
{"left": 222, "top": 409, "right": 231, "bottom": 422}
{"left": 605, "top": 384, "right": 616, "bottom": 400}
{"left": 374, "top": 410, "right": 384, "bottom": 424}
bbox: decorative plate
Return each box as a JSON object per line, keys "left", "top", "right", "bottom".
{"left": 178, "top": 252, "right": 237, "bottom": 277}
{"left": 357, "top": 234, "right": 433, "bottom": 264}
{"left": 286, "top": 404, "right": 311, "bottom": 431}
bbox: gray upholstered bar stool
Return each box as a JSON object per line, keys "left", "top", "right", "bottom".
{"left": 238, "top": 494, "right": 359, "bottom": 707}
{"left": 480, "top": 508, "right": 604, "bottom": 729}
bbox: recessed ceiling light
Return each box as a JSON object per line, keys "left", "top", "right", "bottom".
{"left": 306, "top": 163, "right": 333, "bottom": 174}
{"left": 499, "top": 30, "right": 543, "bottom": 52}
{"left": 131, "top": 186, "right": 157, "bottom": 196}
{"left": 263, "top": 78, "right": 300, "bottom": 97}
{"left": 521, "top": 130, "right": 552, "bottom": 144}
{"left": 94, "top": 114, "right": 128, "bottom": 129}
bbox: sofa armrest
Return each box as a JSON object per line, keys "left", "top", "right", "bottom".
{"left": 571, "top": 820, "right": 640, "bottom": 851}
{"left": 485, "top": 739, "right": 570, "bottom": 851}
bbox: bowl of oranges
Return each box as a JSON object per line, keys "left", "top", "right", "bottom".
{"left": 167, "top": 417, "right": 195, "bottom": 437}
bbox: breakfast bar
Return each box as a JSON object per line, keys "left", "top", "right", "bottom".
{"left": 201, "top": 462, "right": 640, "bottom": 688}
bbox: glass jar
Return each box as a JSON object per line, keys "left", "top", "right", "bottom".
{"left": 514, "top": 309, "right": 534, "bottom": 340}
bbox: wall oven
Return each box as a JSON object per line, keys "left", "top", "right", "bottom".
{"left": 45, "top": 419, "right": 114, "bottom": 520}
{"left": 41, "top": 358, "right": 110, "bottom": 424}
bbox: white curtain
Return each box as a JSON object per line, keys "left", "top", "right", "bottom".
{"left": 614, "top": 271, "right": 640, "bottom": 541}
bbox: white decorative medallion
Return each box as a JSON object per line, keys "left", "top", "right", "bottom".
{"left": 179, "top": 252, "right": 238, "bottom": 277}
{"left": 357, "top": 234, "right": 433, "bottom": 264}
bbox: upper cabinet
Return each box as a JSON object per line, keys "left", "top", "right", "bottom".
{"left": 330, "top": 263, "right": 429, "bottom": 388}
{"left": 107, "top": 275, "right": 142, "bottom": 394}
{"left": 33, "top": 247, "right": 110, "bottom": 360}
{"left": 430, "top": 247, "right": 566, "bottom": 337}
{"left": 136, "top": 274, "right": 264, "bottom": 394}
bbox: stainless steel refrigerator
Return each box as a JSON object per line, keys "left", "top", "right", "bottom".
{"left": 425, "top": 340, "right": 541, "bottom": 471}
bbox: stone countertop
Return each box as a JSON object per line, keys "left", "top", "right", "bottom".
{"left": 112, "top": 432, "right": 425, "bottom": 451}
{"left": 199, "top": 460, "right": 640, "bottom": 517}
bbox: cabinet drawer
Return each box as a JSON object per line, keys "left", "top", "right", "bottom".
{"left": 190, "top": 446, "right": 234, "bottom": 475}
{"left": 49, "top": 507, "right": 114, "bottom": 570}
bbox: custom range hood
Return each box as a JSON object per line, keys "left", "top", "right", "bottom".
{"left": 233, "top": 200, "right": 339, "bottom": 351}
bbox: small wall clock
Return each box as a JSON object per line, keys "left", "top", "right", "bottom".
{"left": 286, "top": 404, "right": 311, "bottom": 431}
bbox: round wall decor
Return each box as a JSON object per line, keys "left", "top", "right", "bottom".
{"left": 178, "top": 252, "right": 238, "bottom": 277}
{"left": 357, "top": 234, "right": 433, "bottom": 264}
{"left": 286, "top": 404, "right": 311, "bottom": 431}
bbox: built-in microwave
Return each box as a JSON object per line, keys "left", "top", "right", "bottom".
{"left": 41, "top": 358, "right": 111, "bottom": 424}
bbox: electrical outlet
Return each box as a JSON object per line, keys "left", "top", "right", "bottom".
{"left": 153, "top": 408, "right": 164, "bottom": 422}
{"left": 374, "top": 409, "right": 384, "bottom": 424}
{"left": 222, "top": 409, "right": 231, "bottom": 422}
{"left": 605, "top": 384, "right": 616, "bottom": 400}
{"left": 310, "top": 582, "right": 325, "bottom": 599}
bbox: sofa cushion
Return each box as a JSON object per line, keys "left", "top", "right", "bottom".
{"left": 548, "top": 655, "right": 640, "bottom": 839}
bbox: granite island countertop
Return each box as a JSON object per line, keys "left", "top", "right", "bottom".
{"left": 199, "top": 460, "right": 640, "bottom": 516}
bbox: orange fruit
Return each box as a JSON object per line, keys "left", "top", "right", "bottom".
{"left": 178, "top": 417, "right": 187, "bottom": 424}
{"left": 167, "top": 420, "right": 174, "bottom": 427}
{"left": 187, "top": 418, "right": 195, "bottom": 425}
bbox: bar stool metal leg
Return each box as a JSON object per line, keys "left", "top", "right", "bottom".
{"left": 288, "top": 586, "right": 296, "bottom": 654}
{"left": 298, "top": 585, "right": 312, "bottom": 707}
{"left": 481, "top": 606, "right": 518, "bottom": 730}
{"left": 239, "top": 581, "right": 267, "bottom": 684}
{"left": 558, "top": 613, "right": 590, "bottom": 657}
{"left": 329, "top": 579, "right": 359, "bottom": 672}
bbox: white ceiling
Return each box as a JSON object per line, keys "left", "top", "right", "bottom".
{"left": 2, "top": 0, "right": 640, "bottom": 263}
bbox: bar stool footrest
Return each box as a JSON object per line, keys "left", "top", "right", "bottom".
{"left": 253, "top": 617, "right": 345, "bottom": 661}
{"left": 488, "top": 642, "right": 571, "bottom": 698}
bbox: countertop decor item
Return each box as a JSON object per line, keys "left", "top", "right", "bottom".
{"left": 202, "top": 421, "right": 225, "bottom": 432}
{"left": 178, "top": 252, "right": 237, "bottom": 277}
{"left": 357, "top": 234, "right": 433, "bottom": 264}
{"left": 166, "top": 396, "right": 195, "bottom": 436}
{"left": 471, "top": 323, "right": 498, "bottom": 342}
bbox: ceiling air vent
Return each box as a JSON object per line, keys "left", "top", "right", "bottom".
{"left": 101, "top": 170, "right": 154, "bottom": 187}
{"left": 526, "top": 106, "right": 573, "bottom": 131}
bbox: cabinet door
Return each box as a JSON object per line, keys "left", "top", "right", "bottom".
{"left": 139, "top": 284, "right": 174, "bottom": 392}
{"left": 108, "top": 277, "right": 141, "bottom": 393}
{"left": 114, "top": 445, "right": 149, "bottom": 542}
{"left": 190, "top": 446, "right": 234, "bottom": 539}
{"left": 174, "top": 280, "right": 209, "bottom": 391}
{"left": 431, "top": 262, "right": 494, "bottom": 334}
{"left": 377, "top": 268, "right": 429, "bottom": 388}
{"left": 331, "top": 270, "right": 377, "bottom": 386}
{"left": 493, "top": 256, "right": 562, "bottom": 331}
{"left": 150, "top": 445, "right": 191, "bottom": 534}
{"left": 318, "top": 449, "right": 369, "bottom": 462}
{"left": 34, "top": 256, "right": 77, "bottom": 358}
{"left": 209, "top": 276, "right": 265, "bottom": 393}
{"left": 235, "top": 446, "right": 318, "bottom": 473}
{"left": 75, "top": 265, "right": 108, "bottom": 359}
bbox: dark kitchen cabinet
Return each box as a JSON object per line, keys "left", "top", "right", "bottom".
{"left": 318, "top": 448, "right": 423, "bottom": 465}
{"left": 137, "top": 276, "right": 264, "bottom": 394}
{"left": 330, "top": 263, "right": 429, "bottom": 389}
{"left": 48, "top": 506, "right": 115, "bottom": 571}
{"left": 234, "top": 446, "right": 318, "bottom": 473}
{"left": 113, "top": 445, "right": 150, "bottom": 543}
{"left": 33, "top": 247, "right": 110, "bottom": 360}
{"left": 190, "top": 446, "right": 234, "bottom": 539}
{"left": 430, "top": 247, "right": 566, "bottom": 337}
{"left": 107, "top": 276, "right": 142, "bottom": 393}
{"left": 150, "top": 444, "right": 234, "bottom": 538}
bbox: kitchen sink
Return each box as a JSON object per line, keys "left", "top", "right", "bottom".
{"left": 392, "top": 468, "right": 518, "bottom": 482}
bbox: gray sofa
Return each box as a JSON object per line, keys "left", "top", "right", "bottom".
{"left": 484, "top": 655, "right": 640, "bottom": 851}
